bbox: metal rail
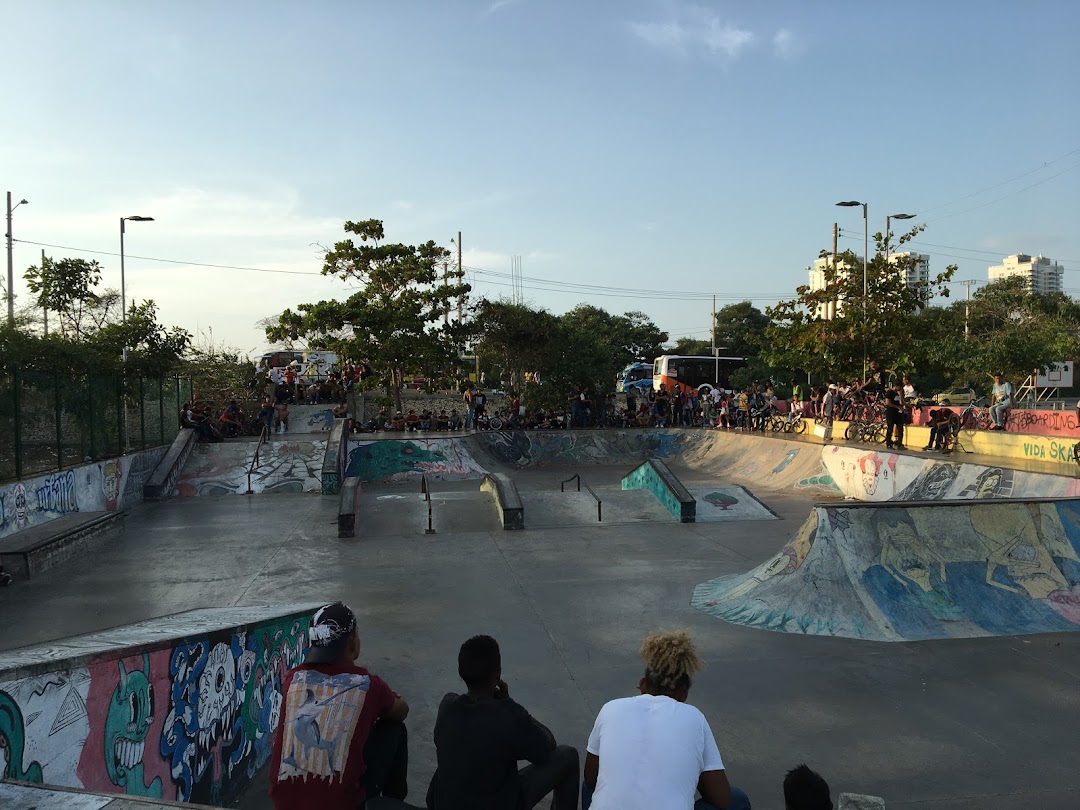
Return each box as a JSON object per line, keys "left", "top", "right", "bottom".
{"left": 559, "top": 473, "right": 602, "bottom": 522}
{"left": 420, "top": 474, "right": 435, "bottom": 534}
{"left": 246, "top": 425, "right": 270, "bottom": 494}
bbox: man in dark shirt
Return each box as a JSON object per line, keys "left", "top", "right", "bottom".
{"left": 427, "top": 635, "right": 579, "bottom": 809}
{"left": 883, "top": 381, "right": 906, "bottom": 450}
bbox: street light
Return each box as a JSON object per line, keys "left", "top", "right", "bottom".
{"left": 836, "top": 200, "right": 868, "bottom": 379}
{"left": 6, "top": 192, "right": 29, "bottom": 324}
{"left": 885, "top": 213, "right": 916, "bottom": 267}
{"left": 119, "top": 215, "right": 154, "bottom": 361}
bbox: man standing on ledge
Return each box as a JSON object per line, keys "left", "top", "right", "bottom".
{"left": 989, "top": 372, "right": 1014, "bottom": 430}
{"left": 270, "top": 602, "right": 410, "bottom": 809}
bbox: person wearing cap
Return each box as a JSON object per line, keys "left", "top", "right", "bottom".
{"left": 269, "top": 602, "right": 410, "bottom": 809}
{"left": 989, "top": 372, "right": 1013, "bottom": 430}
{"left": 426, "top": 634, "right": 579, "bottom": 809}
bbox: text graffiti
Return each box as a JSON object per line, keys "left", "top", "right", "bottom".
{"left": 1023, "top": 440, "right": 1072, "bottom": 464}
{"left": 35, "top": 471, "right": 78, "bottom": 515}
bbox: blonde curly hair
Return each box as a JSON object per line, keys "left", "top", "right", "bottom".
{"left": 640, "top": 629, "right": 703, "bottom": 692}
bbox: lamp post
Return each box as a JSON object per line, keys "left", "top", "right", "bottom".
{"left": 836, "top": 200, "right": 868, "bottom": 379}
{"left": 119, "top": 215, "right": 154, "bottom": 361}
{"left": 6, "top": 192, "right": 28, "bottom": 325}
{"left": 885, "top": 213, "right": 916, "bottom": 268}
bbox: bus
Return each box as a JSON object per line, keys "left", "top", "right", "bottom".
{"left": 652, "top": 355, "right": 746, "bottom": 395}
{"left": 615, "top": 362, "right": 653, "bottom": 395}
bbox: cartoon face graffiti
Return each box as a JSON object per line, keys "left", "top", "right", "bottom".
{"left": 13, "top": 483, "right": 29, "bottom": 528}
{"left": 859, "top": 455, "right": 881, "bottom": 496}
{"left": 1, "top": 690, "right": 44, "bottom": 783}
{"left": 103, "top": 458, "right": 123, "bottom": 511}
{"left": 199, "top": 642, "right": 238, "bottom": 743}
{"left": 105, "top": 655, "right": 162, "bottom": 797}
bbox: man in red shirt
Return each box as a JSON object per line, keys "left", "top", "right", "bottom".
{"left": 269, "top": 602, "right": 410, "bottom": 809}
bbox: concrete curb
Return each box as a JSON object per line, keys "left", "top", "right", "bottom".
{"left": 143, "top": 428, "right": 196, "bottom": 500}
{"left": 482, "top": 473, "right": 524, "bottom": 530}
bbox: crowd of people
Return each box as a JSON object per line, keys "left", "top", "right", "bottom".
{"left": 269, "top": 601, "right": 838, "bottom": 810}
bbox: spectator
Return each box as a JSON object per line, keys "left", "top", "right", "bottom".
{"left": 463, "top": 386, "right": 475, "bottom": 430}
{"left": 269, "top": 365, "right": 285, "bottom": 399}
{"left": 434, "top": 410, "right": 449, "bottom": 430}
{"left": 864, "top": 360, "right": 891, "bottom": 393}
{"left": 269, "top": 602, "right": 410, "bottom": 810}
{"left": 474, "top": 388, "right": 488, "bottom": 428}
{"left": 783, "top": 764, "right": 832, "bottom": 810}
{"left": 218, "top": 400, "right": 242, "bottom": 438}
{"left": 405, "top": 410, "right": 420, "bottom": 431}
{"left": 275, "top": 401, "right": 290, "bottom": 435}
{"left": 883, "top": 381, "right": 906, "bottom": 450}
{"left": 257, "top": 400, "right": 276, "bottom": 434}
{"left": 923, "top": 408, "right": 953, "bottom": 453}
{"left": 989, "top": 372, "right": 1013, "bottom": 430}
{"left": 426, "top": 635, "right": 579, "bottom": 810}
{"left": 901, "top": 375, "right": 918, "bottom": 402}
{"left": 420, "top": 409, "right": 433, "bottom": 430}
{"left": 582, "top": 630, "right": 749, "bottom": 810}
{"left": 448, "top": 409, "right": 461, "bottom": 430}
{"left": 391, "top": 411, "right": 406, "bottom": 431}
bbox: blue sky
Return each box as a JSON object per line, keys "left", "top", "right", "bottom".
{"left": 5, "top": 0, "right": 1079, "bottom": 355}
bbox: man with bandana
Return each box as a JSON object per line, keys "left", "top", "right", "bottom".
{"left": 270, "top": 602, "right": 410, "bottom": 809}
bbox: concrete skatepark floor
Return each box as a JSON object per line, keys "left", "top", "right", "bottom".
{"left": 2, "top": 465, "right": 1079, "bottom": 809}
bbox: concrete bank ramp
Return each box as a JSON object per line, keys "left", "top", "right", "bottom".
{"left": 359, "top": 480, "right": 502, "bottom": 535}
{"left": 175, "top": 438, "right": 326, "bottom": 495}
{"left": 520, "top": 487, "right": 672, "bottom": 528}
{"left": 693, "top": 499, "right": 1080, "bottom": 641}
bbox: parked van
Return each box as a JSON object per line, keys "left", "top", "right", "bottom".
{"left": 301, "top": 351, "right": 339, "bottom": 381}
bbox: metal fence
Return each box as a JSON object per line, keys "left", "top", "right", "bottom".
{"left": 0, "top": 369, "right": 193, "bottom": 483}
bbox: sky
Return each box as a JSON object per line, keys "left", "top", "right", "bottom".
{"left": 4, "top": 0, "right": 1079, "bottom": 357}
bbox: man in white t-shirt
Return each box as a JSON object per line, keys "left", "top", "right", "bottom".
{"left": 582, "top": 630, "right": 750, "bottom": 810}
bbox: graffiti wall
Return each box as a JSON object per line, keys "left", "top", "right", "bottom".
{"left": 0, "top": 448, "right": 167, "bottom": 540}
{"left": 909, "top": 405, "right": 1080, "bottom": 439}
{"left": 345, "top": 438, "right": 489, "bottom": 482}
{"left": 694, "top": 501, "right": 1080, "bottom": 641}
{"left": 175, "top": 440, "right": 326, "bottom": 495}
{"left": 283, "top": 405, "right": 336, "bottom": 434}
{"left": 474, "top": 430, "right": 688, "bottom": 469}
{"left": 820, "top": 445, "right": 1080, "bottom": 502}
{"left": 0, "top": 608, "right": 311, "bottom": 805}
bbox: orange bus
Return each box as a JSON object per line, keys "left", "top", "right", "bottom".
{"left": 652, "top": 354, "right": 746, "bottom": 395}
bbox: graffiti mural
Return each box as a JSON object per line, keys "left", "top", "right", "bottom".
{"left": 345, "top": 439, "right": 489, "bottom": 482}
{"left": 0, "top": 447, "right": 167, "bottom": 540}
{"left": 475, "top": 430, "right": 685, "bottom": 469}
{"left": 0, "top": 610, "right": 310, "bottom": 805}
{"left": 175, "top": 440, "right": 327, "bottom": 495}
{"left": 694, "top": 501, "right": 1080, "bottom": 641}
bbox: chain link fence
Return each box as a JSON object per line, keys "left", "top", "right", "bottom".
{"left": 0, "top": 369, "right": 192, "bottom": 483}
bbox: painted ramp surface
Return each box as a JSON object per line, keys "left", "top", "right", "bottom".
{"left": 690, "top": 485, "right": 777, "bottom": 522}
{"left": 346, "top": 438, "right": 489, "bottom": 482}
{"left": 175, "top": 439, "right": 326, "bottom": 495}
{"left": 693, "top": 500, "right": 1080, "bottom": 641}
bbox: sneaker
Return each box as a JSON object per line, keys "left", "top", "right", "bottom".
{"left": 885, "top": 443, "right": 893, "bottom": 449}
{"left": 921, "top": 445, "right": 932, "bottom": 451}
{"left": 896, "top": 444, "right": 906, "bottom": 450}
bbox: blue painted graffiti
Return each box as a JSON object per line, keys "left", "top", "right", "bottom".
{"left": 35, "top": 470, "right": 78, "bottom": 516}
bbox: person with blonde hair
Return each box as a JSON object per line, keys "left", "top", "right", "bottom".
{"left": 582, "top": 630, "right": 750, "bottom": 810}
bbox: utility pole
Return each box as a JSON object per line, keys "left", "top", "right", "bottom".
{"left": 959, "top": 279, "right": 975, "bottom": 340}
{"left": 443, "top": 259, "right": 449, "bottom": 326}
{"left": 831, "top": 222, "right": 838, "bottom": 321}
{"left": 457, "top": 230, "right": 463, "bottom": 323}
{"left": 42, "top": 249, "right": 48, "bottom": 336}
{"left": 712, "top": 294, "right": 718, "bottom": 385}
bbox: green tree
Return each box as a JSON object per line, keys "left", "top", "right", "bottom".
{"left": 764, "top": 224, "right": 955, "bottom": 381}
{"left": 670, "top": 337, "right": 712, "bottom": 356}
{"left": 473, "top": 300, "right": 559, "bottom": 392}
{"left": 713, "top": 301, "right": 769, "bottom": 355}
{"left": 24, "top": 256, "right": 119, "bottom": 339}
{"left": 265, "top": 219, "right": 470, "bottom": 412}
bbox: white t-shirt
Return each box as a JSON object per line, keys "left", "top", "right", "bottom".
{"left": 586, "top": 694, "right": 724, "bottom": 810}
{"left": 270, "top": 367, "right": 285, "bottom": 384}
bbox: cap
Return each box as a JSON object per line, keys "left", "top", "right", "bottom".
{"left": 304, "top": 602, "right": 357, "bottom": 664}
{"left": 829, "top": 383, "right": 837, "bottom": 390}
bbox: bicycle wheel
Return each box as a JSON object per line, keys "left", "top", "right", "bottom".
{"left": 844, "top": 422, "right": 861, "bottom": 441}
{"left": 488, "top": 416, "right": 504, "bottom": 430}
{"left": 867, "top": 422, "right": 886, "bottom": 443}
{"left": 769, "top": 416, "right": 786, "bottom": 432}
{"left": 792, "top": 417, "right": 807, "bottom": 434}
{"left": 977, "top": 411, "right": 992, "bottom": 430}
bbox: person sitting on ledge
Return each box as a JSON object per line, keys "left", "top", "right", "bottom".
{"left": 583, "top": 630, "right": 750, "bottom": 810}
{"left": 391, "top": 410, "right": 407, "bottom": 431}
{"left": 427, "top": 635, "right": 580, "bottom": 809}
{"left": 405, "top": 409, "right": 420, "bottom": 431}
{"left": 269, "top": 602, "right": 410, "bottom": 810}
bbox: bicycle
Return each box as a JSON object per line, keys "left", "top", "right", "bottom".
{"left": 958, "top": 401, "right": 993, "bottom": 430}
{"left": 844, "top": 418, "right": 886, "bottom": 444}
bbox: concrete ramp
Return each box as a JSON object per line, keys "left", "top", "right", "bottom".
{"left": 175, "top": 438, "right": 326, "bottom": 495}
{"left": 693, "top": 499, "right": 1080, "bottom": 641}
{"left": 689, "top": 485, "right": 777, "bottom": 522}
{"left": 520, "top": 488, "right": 672, "bottom": 528}
{"left": 359, "top": 481, "right": 501, "bottom": 535}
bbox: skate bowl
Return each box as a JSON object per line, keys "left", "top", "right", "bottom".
{"left": 174, "top": 439, "right": 327, "bottom": 495}
{"left": 693, "top": 499, "right": 1080, "bottom": 641}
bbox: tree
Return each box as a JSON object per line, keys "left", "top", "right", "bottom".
{"left": 264, "top": 219, "right": 470, "bottom": 412}
{"left": 670, "top": 337, "right": 712, "bottom": 356}
{"left": 764, "top": 224, "right": 955, "bottom": 381}
{"left": 713, "top": 301, "right": 769, "bottom": 355}
{"left": 473, "top": 300, "right": 559, "bottom": 391}
{"left": 24, "top": 256, "right": 119, "bottom": 339}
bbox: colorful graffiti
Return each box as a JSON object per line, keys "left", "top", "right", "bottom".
{"left": 346, "top": 439, "right": 489, "bottom": 482}
{"left": 476, "top": 430, "right": 684, "bottom": 469}
{"left": 0, "top": 611, "right": 309, "bottom": 805}
{"left": 175, "top": 440, "right": 326, "bottom": 496}
{"left": 694, "top": 501, "right": 1080, "bottom": 641}
{"left": 0, "top": 447, "right": 167, "bottom": 540}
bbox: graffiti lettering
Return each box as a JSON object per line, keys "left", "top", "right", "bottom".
{"left": 35, "top": 471, "right": 78, "bottom": 515}
{"left": 1008, "top": 409, "right": 1079, "bottom": 435}
{"left": 1023, "top": 440, "right": 1072, "bottom": 463}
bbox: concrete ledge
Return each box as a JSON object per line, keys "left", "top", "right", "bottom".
{"left": 839, "top": 793, "right": 886, "bottom": 809}
{"left": 0, "top": 512, "right": 124, "bottom": 579}
{"left": 339, "top": 475, "right": 362, "bottom": 537}
{"left": 322, "top": 418, "right": 347, "bottom": 495}
{"left": 482, "top": 473, "right": 524, "bottom": 530}
{"left": 144, "top": 428, "right": 196, "bottom": 500}
{"left": 622, "top": 458, "right": 696, "bottom": 522}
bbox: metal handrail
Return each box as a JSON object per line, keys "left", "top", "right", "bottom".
{"left": 420, "top": 474, "right": 435, "bottom": 534}
{"left": 246, "top": 425, "right": 270, "bottom": 494}
{"left": 559, "top": 473, "right": 602, "bottom": 522}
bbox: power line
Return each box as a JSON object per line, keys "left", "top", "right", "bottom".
{"left": 924, "top": 160, "right": 1080, "bottom": 223}
{"left": 837, "top": 233, "right": 1078, "bottom": 270}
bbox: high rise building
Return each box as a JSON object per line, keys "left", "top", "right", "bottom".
{"left": 987, "top": 254, "right": 1064, "bottom": 295}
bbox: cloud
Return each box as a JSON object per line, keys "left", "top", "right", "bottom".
{"left": 773, "top": 28, "right": 799, "bottom": 59}
{"left": 486, "top": 0, "right": 522, "bottom": 14}
{"left": 628, "top": 5, "right": 755, "bottom": 60}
